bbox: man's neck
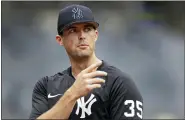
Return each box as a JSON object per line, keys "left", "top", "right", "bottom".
{"left": 70, "top": 55, "right": 101, "bottom": 78}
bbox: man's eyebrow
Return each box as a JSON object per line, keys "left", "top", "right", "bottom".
{"left": 65, "top": 24, "right": 94, "bottom": 31}
{"left": 65, "top": 26, "right": 77, "bottom": 30}
{"left": 84, "top": 24, "right": 94, "bottom": 27}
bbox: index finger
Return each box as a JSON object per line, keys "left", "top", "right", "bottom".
{"left": 83, "top": 61, "right": 102, "bottom": 73}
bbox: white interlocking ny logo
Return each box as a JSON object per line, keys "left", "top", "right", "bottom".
{"left": 75, "top": 94, "right": 97, "bottom": 118}
{"left": 72, "top": 7, "right": 83, "bottom": 19}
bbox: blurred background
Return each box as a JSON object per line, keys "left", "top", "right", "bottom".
{"left": 1, "top": 1, "right": 184, "bottom": 119}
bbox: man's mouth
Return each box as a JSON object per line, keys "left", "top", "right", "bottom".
{"left": 78, "top": 44, "right": 89, "bottom": 47}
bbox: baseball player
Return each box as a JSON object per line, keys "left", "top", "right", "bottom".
{"left": 29, "top": 4, "right": 143, "bottom": 120}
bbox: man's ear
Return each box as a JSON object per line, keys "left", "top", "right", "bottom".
{"left": 94, "top": 30, "right": 98, "bottom": 41}
{"left": 56, "top": 35, "right": 64, "bottom": 46}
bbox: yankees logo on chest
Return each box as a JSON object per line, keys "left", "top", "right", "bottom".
{"left": 75, "top": 94, "right": 97, "bottom": 118}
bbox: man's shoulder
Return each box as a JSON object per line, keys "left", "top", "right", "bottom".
{"left": 36, "top": 68, "right": 70, "bottom": 86}
{"left": 104, "top": 61, "right": 142, "bottom": 100}
{"left": 102, "top": 61, "right": 131, "bottom": 80}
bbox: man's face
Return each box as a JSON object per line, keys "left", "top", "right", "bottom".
{"left": 56, "top": 23, "right": 98, "bottom": 59}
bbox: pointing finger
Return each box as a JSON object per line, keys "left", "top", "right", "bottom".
{"left": 83, "top": 61, "right": 102, "bottom": 73}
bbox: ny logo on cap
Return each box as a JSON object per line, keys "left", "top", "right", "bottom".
{"left": 72, "top": 7, "right": 83, "bottom": 19}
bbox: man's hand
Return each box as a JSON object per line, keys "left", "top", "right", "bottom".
{"left": 69, "top": 61, "right": 107, "bottom": 99}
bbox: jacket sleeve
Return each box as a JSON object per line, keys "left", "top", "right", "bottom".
{"left": 110, "top": 75, "right": 143, "bottom": 120}
{"left": 29, "top": 77, "right": 49, "bottom": 119}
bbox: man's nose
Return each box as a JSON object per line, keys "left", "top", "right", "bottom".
{"left": 78, "top": 30, "right": 85, "bottom": 40}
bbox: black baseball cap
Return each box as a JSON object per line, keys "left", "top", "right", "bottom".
{"left": 57, "top": 4, "right": 99, "bottom": 35}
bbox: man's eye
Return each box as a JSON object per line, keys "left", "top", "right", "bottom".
{"left": 84, "top": 27, "right": 92, "bottom": 32}
{"left": 69, "top": 29, "right": 76, "bottom": 33}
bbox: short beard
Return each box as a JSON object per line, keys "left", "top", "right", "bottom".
{"left": 67, "top": 50, "right": 93, "bottom": 62}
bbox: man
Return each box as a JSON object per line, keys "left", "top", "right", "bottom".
{"left": 29, "top": 4, "right": 143, "bottom": 120}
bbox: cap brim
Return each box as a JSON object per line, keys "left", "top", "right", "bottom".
{"left": 60, "top": 20, "right": 99, "bottom": 33}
